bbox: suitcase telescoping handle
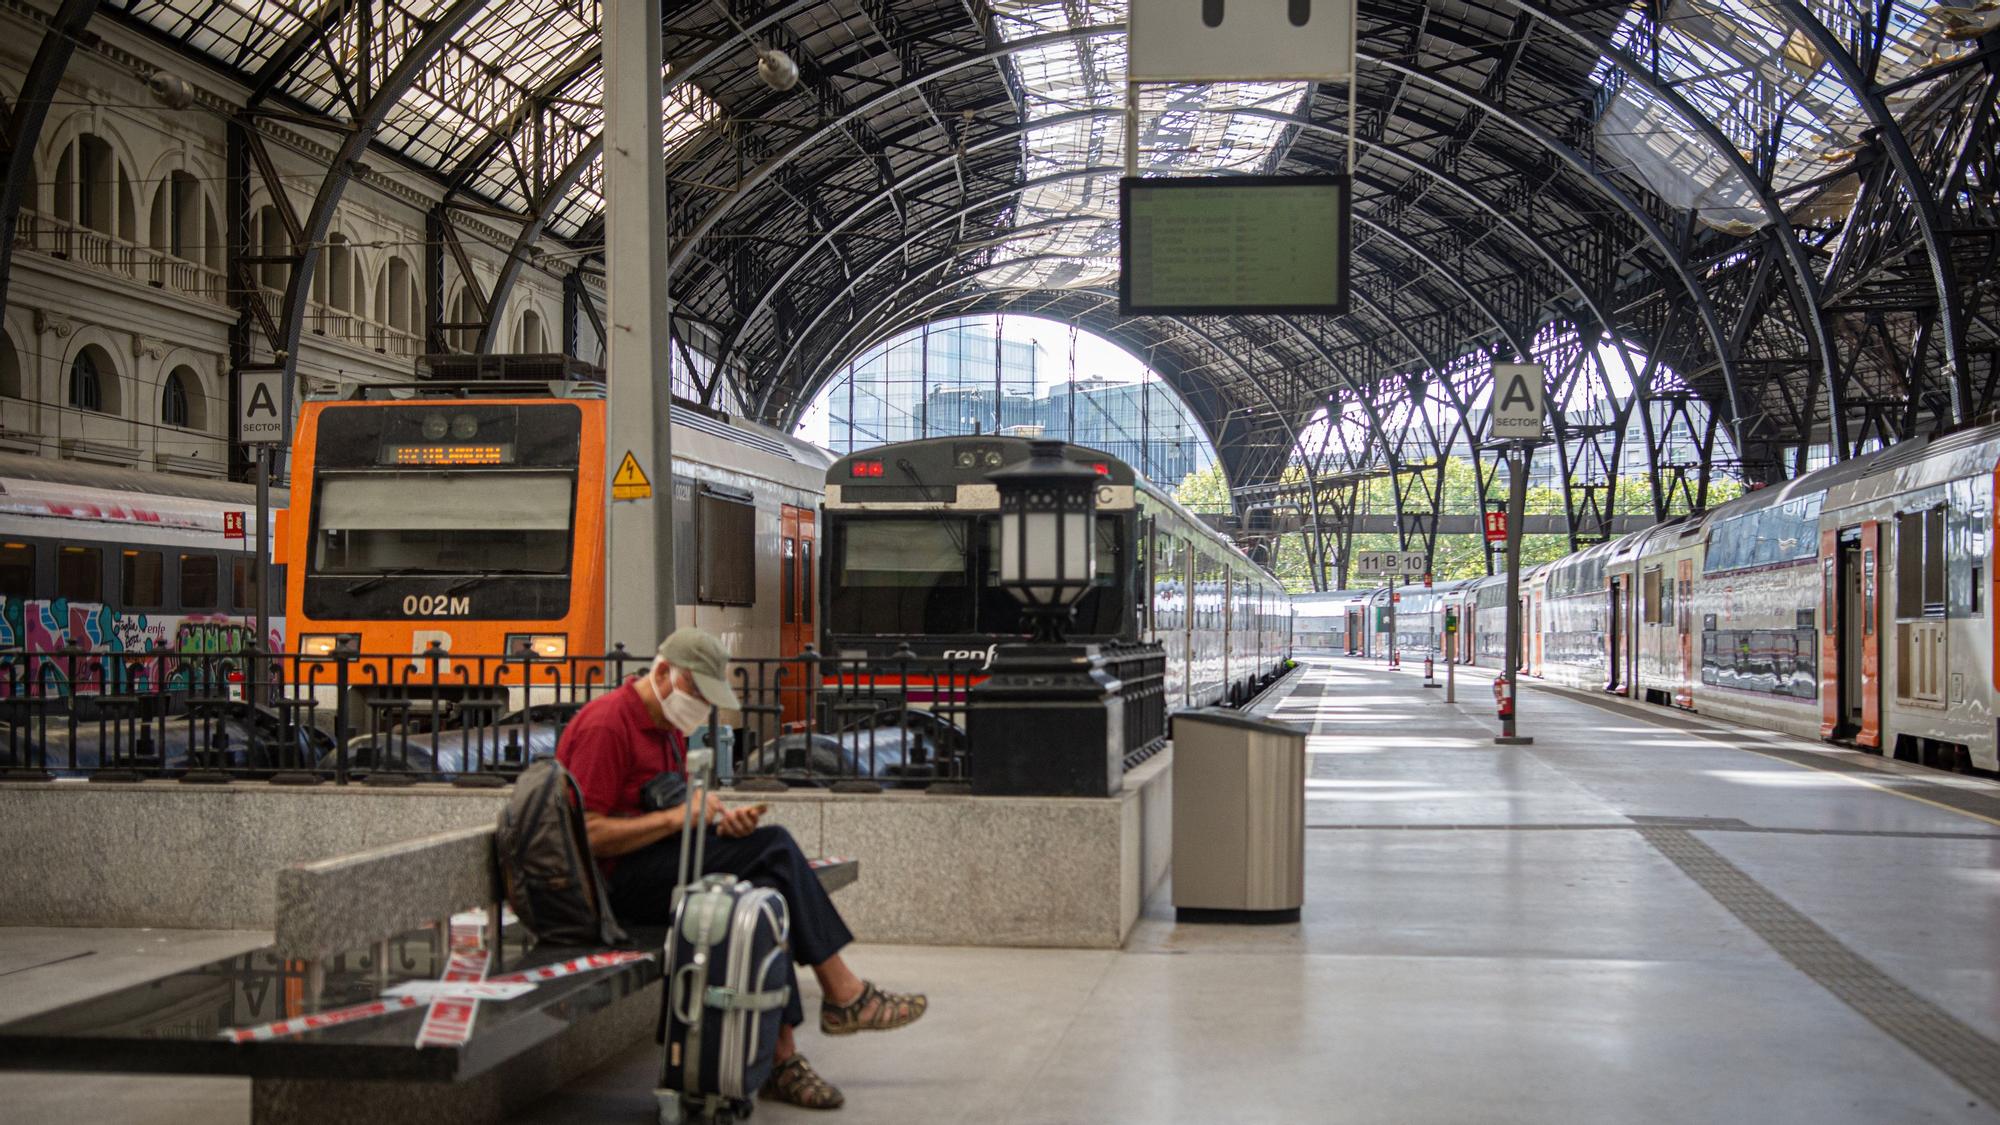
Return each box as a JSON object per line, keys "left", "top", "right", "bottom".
{"left": 673, "top": 745, "right": 715, "bottom": 912}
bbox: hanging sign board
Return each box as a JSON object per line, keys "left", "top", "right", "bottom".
{"left": 1355, "top": 550, "right": 1427, "bottom": 579}
{"left": 1120, "top": 175, "right": 1350, "bottom": 315}
{"left": 235, "top": 370, "right": 287, "bottom": 446}
{"left": 1128, "top": 0, "right": 1355, "bottom": 82}
{"left": 1489, "top": 363, "right": 1546, "bottom": 441}
{"left": 1484, "top": 511, "right": 1507, "bottom": 543}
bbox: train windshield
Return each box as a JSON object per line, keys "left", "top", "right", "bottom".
{"left": 826, "top": 513, "right": 1128, "bottom": 638}
{"left": 828, "top": 518, "right": 972, "bottom": 634}
{"left": 311, "top": 472, "right": 574, "bottom": 575}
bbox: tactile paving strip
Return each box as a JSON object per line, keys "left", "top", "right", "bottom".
{"left": 1639, "top": 826, "right": 2000, "bottom": 1108}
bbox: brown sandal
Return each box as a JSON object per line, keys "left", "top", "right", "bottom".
{"left": 763, "top": 1054, "right": 844, "bottom": 1109}
{"left": 819, "top": 980, "right": 928, "bottom": 1036}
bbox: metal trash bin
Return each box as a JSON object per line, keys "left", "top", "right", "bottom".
{"left": 1170, "top": 708, "right": 1306, "bottom": 923}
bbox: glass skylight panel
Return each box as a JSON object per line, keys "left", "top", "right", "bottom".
{"left": 1591, "top": 0, "right": 1980, "bottom": 233}
{"left": 982, "top": 0, "right": 1310, "bottom": 290}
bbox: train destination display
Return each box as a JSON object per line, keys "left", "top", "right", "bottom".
{"left": 1119, "top": 175, "right": 1350, "bottom": 315}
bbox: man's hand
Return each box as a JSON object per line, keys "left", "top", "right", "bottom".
{"left": 714, "top": 801, "right": 763, "bottom": 838}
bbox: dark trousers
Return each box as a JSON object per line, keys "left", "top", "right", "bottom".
{"left": 608, "top": 825, "right": 854, "bottom": 1029}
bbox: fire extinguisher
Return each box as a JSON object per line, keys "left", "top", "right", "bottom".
{"left": 1424, "top": 655, "right": 1434, "bottom": 681}
{"left": 1492, "top": 677, "right": 1512, "bottom": 719}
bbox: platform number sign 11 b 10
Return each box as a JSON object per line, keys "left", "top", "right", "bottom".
{"left": 1355, "top": 550, "right": 1428, "bottom": 579}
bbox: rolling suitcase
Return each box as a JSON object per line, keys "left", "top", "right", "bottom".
{"left": 655, "top": 748, "right": 793, "bottom": 1125}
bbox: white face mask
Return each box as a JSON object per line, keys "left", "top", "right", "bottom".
{"left": 662, "top": 686, "right": 711, "bottom": 735}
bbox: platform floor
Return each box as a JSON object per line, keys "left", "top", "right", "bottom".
{"left": 6, "top": 657, "right": 2000, "bottom": 1123}
{"left": 522, "top": 659, "right": 2000, "bottom": 1124}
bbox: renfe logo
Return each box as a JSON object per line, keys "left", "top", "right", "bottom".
{"left": 940, "top": 645, "right": 999, "bottom": 669}
{"left": 403, "top": 594, "right": 471, "bottom": 616}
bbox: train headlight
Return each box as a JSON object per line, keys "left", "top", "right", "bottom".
{"left": 299, "top": 633, "right": 359, "bottom": 658}
{"left": 505, "top": 633, "right": 567, "bottom": 660}
{"left": 450, "top": 414, "right": 479, "bottom": 440}
{"left": 421, "top": 414, "right": 450, "bottom": 440}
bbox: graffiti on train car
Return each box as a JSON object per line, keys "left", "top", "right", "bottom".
{"left": 0, "top": 597, "right": 281, "bottom": 696}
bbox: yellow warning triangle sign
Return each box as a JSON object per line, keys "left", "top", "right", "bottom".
{"left": 611, "top": 451, "right": 652, "bottom": 500}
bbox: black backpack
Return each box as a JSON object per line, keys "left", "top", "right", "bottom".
{"left": 496, "top": 760, "right": 628, "bottom": 946}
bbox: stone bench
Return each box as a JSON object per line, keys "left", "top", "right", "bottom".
{"left": 0, "top": 823, "right": 858, "bottom": 1125}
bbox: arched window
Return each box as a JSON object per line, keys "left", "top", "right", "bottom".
{"left": 161, "top": 367, "right": 204, "bottom": 429}
{"left": 151, "top": 170, "right": 206, "bottom": 262}
{"left": 257, "top": 205, "right": 288, "bottom": 290}
{"left": 0, "top": 331, "right": 20, "bottom": 399}
{"left": 69, "top": 350, "right": 103, "bottom": 412}
{"left": 54, "top": 134, "right": 134, "bottom": 240}
{"left": 452, "top": 287, "right": 482, "bottom": 352}
{"left": 520, "top": 309, "right": 546, "bottom": 352}
{"left": 326, "top": 233, "right": 354, "bottom": 312}
{"left": 384, "top": 256, "right": 414, "bottom": 332}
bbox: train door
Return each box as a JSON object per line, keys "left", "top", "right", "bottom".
{"left": 1534, "top": 595, "right": 1545, "bottom": 675}
{"left": 1606, "top": 578, "right": 1624, "bottom": 693}
{"left": 1676, "top": 557, "right": 1696, "bottom": 707}
{"left": 1640, "top": 564, "right": 1666, "bottom": 704}
{"left": 1344, "top": 607, "right": 1361, "bottom": 655}
{"left": 1823, "top": 523, "right": 1881, "bottom": 746}
{"left": 779, "top": 505, "right": 816, "bottom": 727}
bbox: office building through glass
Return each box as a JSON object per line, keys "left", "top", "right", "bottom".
{"left": 798, "top": 315, "right": 1219, "bottom": 493}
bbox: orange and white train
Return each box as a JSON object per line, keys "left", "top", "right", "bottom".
{"left": 281, "top": 367, "right": 829, "bottom": 721}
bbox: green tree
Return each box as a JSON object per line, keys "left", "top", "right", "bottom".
{"left": 1172, "top": 462, "right": 1231, "bottom": 513}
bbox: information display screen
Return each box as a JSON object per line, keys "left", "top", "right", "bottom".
{"left": 379, "top": 442, "right": 517, "bottom": 466}
{"left": 1119, "top": 175, "right": 1350, "bottom": 315}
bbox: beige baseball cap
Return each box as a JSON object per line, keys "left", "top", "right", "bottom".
{"left": 657, "top": 627, "right": 740, "bottom": 711}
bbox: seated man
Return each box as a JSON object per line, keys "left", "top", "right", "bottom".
{"left": 557, "top": 627, "right": 925, "bottom": 1111}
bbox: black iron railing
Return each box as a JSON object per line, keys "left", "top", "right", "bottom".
{"left": 0, "top": 645, "right": 986, "bottom": 790}
{"left": 0, "top": 641, "right": 1176, "bottom": 793}
{"left": 1101, "top": 642, "right": 1169, "bottom": 770}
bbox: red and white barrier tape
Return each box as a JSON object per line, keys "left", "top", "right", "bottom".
{"left": 218, "top": 948, "right": 652, "bottom": 1044}
{"left": 490, "top": 949, "right": 653, "bottom": 984}
{"left": 415, "top": 949, "right": 491, "bottom": 1047}
{"left": 221, "top": 996, "right": 426, "bottom": 1043}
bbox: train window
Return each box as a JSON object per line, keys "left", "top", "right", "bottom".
{"left": 1922, "top": 506, "right": 1946, "bottom": 612}
{"left": 800, "top": 540, "right": 814, "bottom": 626}
{"left": 697, "top": 490, "right": 756, "bottom": 606}
{"left": 180, "top": 554, "right": 219, "bottom": 610}
{"left": 0, "top": 542, "right": 32, "bottom": 600}
{"left": 1642, "top": 568, "right": 1662, "bottom": 624}
{"left": 121, "top": 549, "right": 163, "bottom": 609}
{"left": 781, "top": 537, "right": 796, "bottom": 624}
{"left": 1894, "top": 508, "right": 1947, "bottom": 618}
{"left": 231, "top": 558, "right": 257, "bottom": 611}
{"left": 311, "top": 472, "right": 573, "bottom": 575}
{"left": 58, "top": 545, "right": 103, "bottom": 602}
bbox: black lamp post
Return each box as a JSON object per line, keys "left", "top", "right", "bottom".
{"left": 987, "top": 440, "right": 1098, "bottom": 643}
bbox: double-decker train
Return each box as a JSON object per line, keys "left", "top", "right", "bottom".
{"left": 820, "top": 436, "right": 1291, "bottom": 708}
{"left": 0, "top": 451, "right": 283, "bottom": 693}
{"left": 1300, "top": 420, "right": 2000, "bottom": 773}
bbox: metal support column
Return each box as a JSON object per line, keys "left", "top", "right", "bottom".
{"left": 602, "top": 0, "right": 675, "bottom": 647}
{"left": 1497, "top": 444, "right": 1533, "bottom": 745}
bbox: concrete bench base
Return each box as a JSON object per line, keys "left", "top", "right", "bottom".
{"left": 251, "top": 978, "right": 659, "bottom": 1125}
{"left": 0, "top": 750, "right": 1172, "bottom": 948}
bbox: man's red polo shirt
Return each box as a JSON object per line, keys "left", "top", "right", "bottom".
{"left": 555, "top": 679, "right": 687, "bottom": 873}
